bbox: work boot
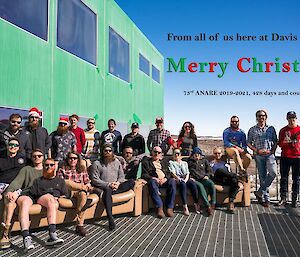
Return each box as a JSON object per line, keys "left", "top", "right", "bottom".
{"left": 156, "top": 207, "right": 165, "bottom": 219}
{"left": 194, "top": 203, "right": 201, "bottom": 214}
{"left": 291, "top": 195, "right": 298, "bottom": 208}
{"left": 75, "top": 225, "right": 87, "bottom": 237}
{"left": 0, "top": 223, "right": 11, "bottom": 249}
{"left": 227, "top": 202, "right": 235, "bottom": 214}
{"left": 254, "top": 191, "right": 263, "bottom": 203}
{"left": 166, "top": 208, "right": 174, "bottom": 217}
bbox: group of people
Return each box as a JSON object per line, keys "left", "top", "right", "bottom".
{"left": 0, "top": 107, "right": 299, "bottom": 253}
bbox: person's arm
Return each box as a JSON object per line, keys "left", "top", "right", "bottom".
{"left": 247, "top": 128, "right": 257, "bottom": 153}
{"left": 146, "top": 130, "right": 153, "bottom": 152}
{"left": 278, "top": 128, "right": 284, "bottom": 148}
{"left": 44, "top": 129, "right": 52, "bottom": 154}
{"left": 117, "top": 161, "right": 125, "bottom": 183}
{"left": 223, "top": 129, "right": 234, "bottom": 148}
{"left": 60, "top": 179, "right": 70, "bottom": 198}
{"left": 270, "top": 127, "right": 278, "bottom": 154}
{"left": 141, "top": 158, "right": 153, "bottom": 181}
{"left": 6, "top": 166, "right": 27, "bottom": 193}
{"left": 241, "top": 131, "right": 247, "bottom": 150}
{"left": 117, "top": 133, "right": 123, "bottom": 154}
{"left": 81, "top": 130, "right": 86, "bottom": 152}
{"left": 141, "top": 136, "right": 146, "bottom": 154}
{"left": 168, "top": 161, "right": 180, "bottom": 181}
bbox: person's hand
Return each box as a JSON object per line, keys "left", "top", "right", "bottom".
{"left": 203, "top": 176, "right": 208, "bottom": 180}
{"left": 152, "top": 177, "right": 160, "bottom": 183}
{"left": 159, "top": 178, "right": 167, "bottom": 185}
{"left": 6, "top": 191, "right": 19, "bottom": 202}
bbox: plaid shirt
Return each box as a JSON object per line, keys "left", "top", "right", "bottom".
{"left": 247, "top": 124, "right": 277, "bottom": 151}
{"left": 147, "top": 128, "right": 171, "bottom": 154}
{"left": 57, "top": 167, "right": 91, "bottom": 185}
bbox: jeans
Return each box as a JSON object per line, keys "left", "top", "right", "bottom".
{"left": 177, "top": 179, "right": 198, "bottom": 205}
{"left": 255, "top": 154, "right": 277, "bottom": 201}
{"left": 280, "top": 157, "right": 300, "bottom": 200}
{"left": 195, "top": 178, "right": 216, "bottom": 207}
{"left": 148, "top": 178, "right": 176, "bottom": 209}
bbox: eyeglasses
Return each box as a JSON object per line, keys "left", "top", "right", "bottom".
{"left": 32, "top": 154, "right": 43, "bottom": 158}
{"left": 257, "top": 114, "right": 266, "bottom": 117}
{"left": 29, "top": 116, "right": 39, "bottom": 120}
{"left": 59, "top": 122, "right": 67, "bottom": 126}
{"left": 68, "top": 157, "right": 78, "bottom": 160}
{"left": 153, "top": 150, "right": 162, "bottom": 154}
{"left": 213, "top": 152, "right": 222, "bottom": 155}
{"left": 8, "top": 143, "right": 19, "bottom": 148}
{"left": 88, "top": 122, "right": 95, "bottom": 124}
{"left": 184, "top": 126, "right": 191, "bottom": 129}
{"left": 104, "top": 149, "right": 112, "bottom": 153}
{"left": 10, "top": 120, "right": 21, "bottom": 124}
{"left": 45, "top": 163, "right": 55, "bottom": 167}
{"left": 231, "top": 121, "right": 239, "bottom": 123}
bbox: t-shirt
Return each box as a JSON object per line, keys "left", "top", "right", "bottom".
{"left": 100, "top": 130, "right": 122, "bottom": 154}
{"left": 278, "top": 125, "right": 300, "bottom": 158}
{"left": 69, "top": 126, "right": 86, "bottom": 154}
{"left": 0, "top": 153, "right": 26, "bottom": 184}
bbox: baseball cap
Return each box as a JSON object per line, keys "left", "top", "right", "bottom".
{"left": 131, "top": 122, "right": 139, "bottom": 128}
{"left": 191, "top": 147, "right": 205, "bottom": 156}
{"left": 287, "top": 111, "right": 297, "bottom": 119}
{"left": 155, "top": 117, "right": 164, "bottom": 123}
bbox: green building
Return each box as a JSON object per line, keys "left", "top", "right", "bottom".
{"left": 0, "top": 0, "right": 164, "bottom": 137}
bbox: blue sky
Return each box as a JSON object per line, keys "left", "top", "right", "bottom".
{"left": 116, "top": 0, "right": 300, "bottom": 136}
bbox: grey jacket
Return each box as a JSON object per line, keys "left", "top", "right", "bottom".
{"left": 89, "top": 158, "right": 125, "bottom": 190}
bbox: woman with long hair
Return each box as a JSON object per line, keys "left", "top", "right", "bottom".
{"left": 177, "top": 121, "right": 198, "bottom": 156}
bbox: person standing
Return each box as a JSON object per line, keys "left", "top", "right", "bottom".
{"left": 69, "top": 114, "right": 86, "bottom": 155}
{"left": 84, "top": 118, "right": 101, "bottom": 161}
{"left": 121, "top": 122, "right": 145, "bottom": 156}
{"left": 177, "top": 121, "right": 198, "bottom": 156}
{"left": 24, "top": 107, "right": 51, "bottom": 157}
{"left": 247, "top": 109, "right": 277, "bottom": 207}
{"left": 278, "top": 111, "right": 300, "bottom": 208}
{"left": 100, "top": 119, "right": 122, "bottom": 155}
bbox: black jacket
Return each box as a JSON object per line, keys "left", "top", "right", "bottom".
{"left": 186, "top": 157, "right": 213, "bottom": 181}
{"left": 121, "top": 133, "right": 145, "bottom": 155}
{"left": 141, "top": 156, "right": 171, "bottom": 181}
{"left": 24, "top": 126, "right": 51, "bottom": 155}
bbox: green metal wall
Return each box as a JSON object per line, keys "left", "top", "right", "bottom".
{"left": 0, "top": 0, "right": 164, "bottom": 133}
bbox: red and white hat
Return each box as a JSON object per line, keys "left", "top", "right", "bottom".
{"left": 28, "top": 107, "right": 41, "bottom": 118}
{"left": 59, "top": 117, "right": 69, "bottom": 125}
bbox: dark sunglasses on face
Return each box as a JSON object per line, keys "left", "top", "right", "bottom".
{"left": 45, "top": 163, "right": 55, "bottom": 167}
{"left": 88, "top": 122, "right": 95, "bottom": 124}
{"left": 68, "top": 157, "right": 78, "bottom": 160}
{"left": 59, "top": 122, "right": 67, "bottom": 126}
{"left": 10, "top": 120, "right": 21, "bottom": 124}
{"left": 32, "top": 154, "right": 43, "bottom": 158}
{"left": 231, "top": 121, "right": 239, "bottom": 123}
{"left": 257, "top": 114, "right": 266, "bottom": 117}
{"left": 8, "top": 143, "right": 19, "bottom": 147}
{"left": 184, "top": 126, "right": 191, "bottom": 129}
{"left": 104, "top": 149, "right": 112, "bottom": 153}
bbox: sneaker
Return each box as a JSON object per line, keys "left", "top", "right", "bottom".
{"left": 254, "top": 191, "right": 263, "bottom": 203}
{"left": 194, "top": 203, "right": 201, "bottom": 214}
{"left": 75, "top": 225, "right": 87, "bottom": 237}
{"left": 45, "top": 235, "right": 64, "bottom": 246}
{"left": 291, "top": 200, "right": 297, "bottom": 208}
{"left": 23, "top": 236, "right": 34, "bottom": 252}
{"left": 262, "top": 201, "right": 270, "bottom": 208}
{"left": 276, "top": 198, "right": 287, "bottom": 206}
{"left": 227, "top": 202, "right": 235, "bottom": 214}
{"left": 183, "top": 205, "right": 190, "bottom": 216}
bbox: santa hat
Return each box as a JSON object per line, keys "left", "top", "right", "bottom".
{"left": 28, "top": 107, "right": 41, "bottom": 118}
{"left": 59, "top": 117, "right": 69, "bottom": 125}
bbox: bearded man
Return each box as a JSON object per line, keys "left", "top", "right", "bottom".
{"left": 50, "top": 117, "right": 76, "bottom": 163}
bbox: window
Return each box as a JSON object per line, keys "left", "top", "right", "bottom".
{"left": 152, "top": 65, "right": 160, "bottom": 83}
{"left": 57, "top": 0, "right": 97, "bottom": 65}
{"left": 109, "top": 27, "right": 130, "bottom": 82}
{"left": 139, "top": 53, "right": 150, "bottom": 76}
{"left": 0, "top": 0, "right": 48, "bottom": 40}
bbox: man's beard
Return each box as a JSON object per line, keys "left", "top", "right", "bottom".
{"left": 29, "top": 121, "right": 39, "bottom": 129}
{"left": 57, "top": 126, "right": 69, "bottom": 135}
{"left": 104, "top": 154, "right": 114, "bottom": 163}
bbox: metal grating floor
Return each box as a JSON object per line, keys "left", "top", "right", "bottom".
{"left": 1, "top": 202, "right": 299, "bottom": 257}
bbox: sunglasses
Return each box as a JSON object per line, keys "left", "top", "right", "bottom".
{"left": 32, "top": 154, "right": 43, "bottom": 158}
{"left": 10, "top": 120, "right": 21, "bottom": 124}
{"left": 257, "top": 114, "right": 266, "bottom": 117}
{"left": 184, "top": 126, "right": 191, "bottom": 129}
{"left": 8, "top": 143, "right": 19, "bottom": 147}
{"left": 104, "top": 149, "right": 112, "bottom": 153}
{"left": 68, "top": 157, "right": 78, "bottom": 160}
{"left": 59, "top": 122, "right": 67, "bottom": 126}
{"left": 88, "top": 122, "right": 95, "bottom": 124}
{"left": 153, "top": 150, "right": 162, "bottom": 154}
{"left": 231, "top": 121, "right": 239, "bottom": 123}
{"left": 45, "top": 163, "right": 55, "bottom": 167}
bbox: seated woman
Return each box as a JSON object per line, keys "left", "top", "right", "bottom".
{"left": 210, "top": 147, "right": 240, "bottom": 213}
{"left": 177, "top": 121, "right": 198, "bottom": 156}
{"left": 187, "top": 147, "right": 216, "bottom": 216}
{"left": 169, "top": 148, "right": 199, "bottom": 215}
{"left": 57, "top": 151, "right": 93, "bottom": 236}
